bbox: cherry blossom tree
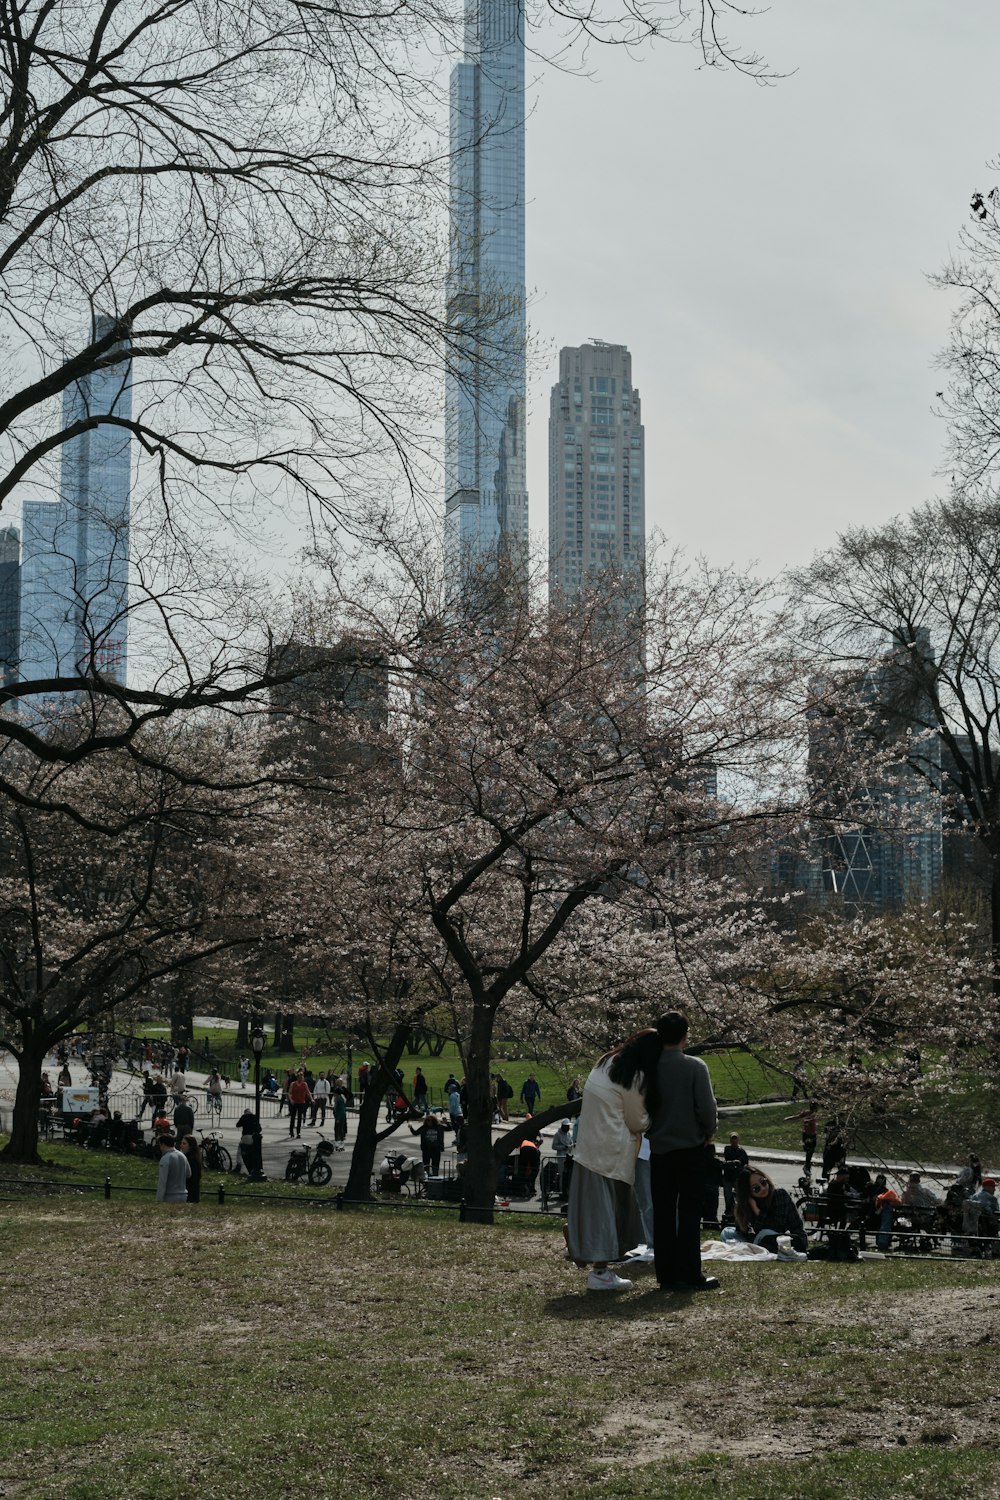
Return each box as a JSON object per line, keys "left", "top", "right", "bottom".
{"left": 275, "top": 541, "right": 815, "bottom": 1214}
{"left": 0, "top": 723, "right": 280, "bottom": 1163}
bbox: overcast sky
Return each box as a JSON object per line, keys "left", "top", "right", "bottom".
{"left": 524, "top": 0, "right": 1000, "bottom": 576}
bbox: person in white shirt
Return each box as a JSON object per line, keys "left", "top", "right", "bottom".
{"left": 565, "top": 1029, "right": 662, "bottom": 1293}
{"left": 310, "top": 1071, "right": 332, "bottom": 1126}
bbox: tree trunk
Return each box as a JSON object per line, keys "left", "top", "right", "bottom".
{"left": 170, "top": 995, "right": 194, "bottom": 1045}
{"left": 462, "top": 1000, "right": 498, "bottom": 1221}
{"left": 273, "top": 1011, "right": 282, "bottom": 1047}
{"left": 992, "top": 857, "right": 1000, "bottom": 998}
{"left": 236, "top": 1015, "right": 250, "bottom": 1048}
{"left": 1, "top": 1032, "right": 50, "bottom": 1164}
{"left": 343, "top": 1023, "right": 411, "bottom": 1202}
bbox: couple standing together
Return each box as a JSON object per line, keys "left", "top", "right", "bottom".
{"left": 566, "top": 1011, "right": 719, "bottom": 1293}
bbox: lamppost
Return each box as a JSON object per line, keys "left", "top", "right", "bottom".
{"left": 251, "top": 1026, "right": 265, "bottom": 1122}
{"left": 249, "top": 1025, "right": 267, "bottom": 1181}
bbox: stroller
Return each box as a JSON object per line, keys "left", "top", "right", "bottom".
{"left": 497, "top": 1157, "right": 536, "bottom": 1202}
{"left": 539, "top": 1156, "right": 573, "bottom": 1212}
{"left": 379, "top": 1152, "right": 426, "bottom": 1195}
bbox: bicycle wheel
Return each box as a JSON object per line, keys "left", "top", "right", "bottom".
{"left": 308, "top": 1160, "right": 333, "bottom": 1187}
{"left": 188, "top": 1097, "right": 199, "bottom": 1117}
{"left": 212, "top": 1144, "right": 233, "bottom": 1173}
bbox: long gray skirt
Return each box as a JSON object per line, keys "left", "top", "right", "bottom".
{"left": 566, "top": 1161, "right": 642, "bottom": 1263}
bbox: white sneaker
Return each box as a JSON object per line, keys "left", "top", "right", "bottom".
{"left": 587, "top": 1269, "right": 633, "bottom": 1292}
{"left": 776, "top": 1246, "right": 808, "bottom": 1262}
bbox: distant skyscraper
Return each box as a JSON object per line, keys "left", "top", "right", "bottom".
{"left": 269, "top": 640, "right": 390, "bottom": 778}
{"left": 19, "top": 314, "right": 132, "bottom": 690}
{"left": 444, "top": 0, "right": 527, "bottom": 595}
{"left": 548, "top": 342, "right": 645, "bottom": 602}
{"left": 0, "top": 526, "right": 20, "bottom": 685}
{"left": 806, "top": 635, "right": 943, "bottom": 912}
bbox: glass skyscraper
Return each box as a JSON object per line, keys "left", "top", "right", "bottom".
{"left": 20, "top": 314, "right": 132, "bottom": 691}
{"left": 444, "top": 0, "right": 528, "bottom": 593}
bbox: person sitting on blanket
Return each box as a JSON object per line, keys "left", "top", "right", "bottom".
{"left": 730, "top": 1168, "right": 809, "bottom": 1260}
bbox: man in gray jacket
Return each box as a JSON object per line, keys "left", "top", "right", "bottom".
{"left": 647, "top": 1011, "right": 720, "bottom": 1292}
{"left": 156, "top": 1133, "right": 191, "bottom": 1203}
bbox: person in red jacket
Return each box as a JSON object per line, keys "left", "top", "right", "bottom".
{"left": 287, "top": 1070, "right": 312, "bottom": 1139}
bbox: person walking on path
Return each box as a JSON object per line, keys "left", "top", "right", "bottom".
{"left": 412, "top": 1068, "right": 429, "bottom": 1114}
{"left": 520, "top": 1074, "right": 541, "bottom": 1114}
{"left": 156, "top": 1133, "right": 191, "bottom": 1203}
{"left": 647, "top": 1011, "right": 720, "bottom": 1294}
{"left": 784, "top": 1103, "right": 818, "bottom": 1177}
{"left": 310, "top": 1071, "right": 331, "bottom": 1126}
{"left": 565, "top": 1028, "right": 660, "bottom": 1292}
{"left": 495, "top": 1073, "right": 513, "bottom": 1121}
{"left": 238, "top": 1055, "right": 250, "bottom": 1085}
{"left": 287, "top": 1070, "right": 312, "bottom": 1138}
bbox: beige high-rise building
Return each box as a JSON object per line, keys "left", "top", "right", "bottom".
{"left": 548, "top": 341, "right": 645, "bottom": 601}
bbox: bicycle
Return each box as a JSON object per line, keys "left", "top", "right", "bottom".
{"left": 164, "top": 1092, "right": 199, "bottom": 1118}
{"left": 284, "top": 1136, "right": 337, "bottom": 1186}
{"left": 204, "top": 1091, "right": 223, "bottom": 1120}
{"left": 199, "top": 1131, "right": 232, "bottom": 1173}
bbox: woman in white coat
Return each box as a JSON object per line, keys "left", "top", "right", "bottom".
{"left": 566, "top": 1028, "right": 662, "bottom": 1292}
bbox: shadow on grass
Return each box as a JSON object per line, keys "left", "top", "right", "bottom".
{"left": 544, "top": 1269, "right": 713, "bottom": 1319}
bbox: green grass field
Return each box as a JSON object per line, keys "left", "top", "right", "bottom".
{"left": 142, "top": 1020, "right": 790, "bottom": 1108}
{"left": 1, "top": 1197, "right": 998, "bottom": 1500}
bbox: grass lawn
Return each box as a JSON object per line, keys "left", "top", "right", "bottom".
{"left": 142, "top": 1019, "right": 790, "bottom": 1109}
{"left": 725, "top": 1083, "right": 1000, "bottom": 1170}
{"left": 1, "top": 1198, "right": 998, "bottom": 1500}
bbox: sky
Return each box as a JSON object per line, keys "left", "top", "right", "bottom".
{"left": 523, "top": 0, "right": 1000, "bottom": 577}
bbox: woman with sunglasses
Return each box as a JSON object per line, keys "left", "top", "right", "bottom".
{"left": 732, "top": 1168, "right": 809, "bottom": 1260}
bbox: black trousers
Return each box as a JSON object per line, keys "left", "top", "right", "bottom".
{"left": 651, "top": 1147, "right": 708, "bottom": 1287}
{"left": 288, "top": 1102, "right": 307, "bottom": 1136}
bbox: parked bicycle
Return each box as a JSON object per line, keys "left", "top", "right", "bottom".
{"left": 284, "top": 1135, "right": 338, "bottom": 1186}
{"left": 199, "top": 1131, "right": 232, "bottom": 1173}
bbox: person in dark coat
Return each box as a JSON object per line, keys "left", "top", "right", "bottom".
{"left": 409, "top": 1112, "right": 446, "bottom": 1175}
{"left": 173, "top": 1096, "right": 195, "bottom": 1138}
{"left": 179, "top": 1134, "right": 203, "bottom": 1202}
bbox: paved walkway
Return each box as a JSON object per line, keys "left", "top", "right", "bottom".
{"left": 0, "top": 1049, "right": 982, "bottom": 1203}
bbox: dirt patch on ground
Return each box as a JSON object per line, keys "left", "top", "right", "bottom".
{"left": 595, "top": 1280, "right": 1000, "bottom": 1466}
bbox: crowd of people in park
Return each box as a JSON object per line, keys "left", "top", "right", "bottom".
{"left": 560, "top": 1011, "right": 1000, "bottom": 1294}
{"left": 32, "top": 1029, "right": 999, "bottom": 1255}
{"left": 274, "top": 1067, "right": 351, "bottom": 1140}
